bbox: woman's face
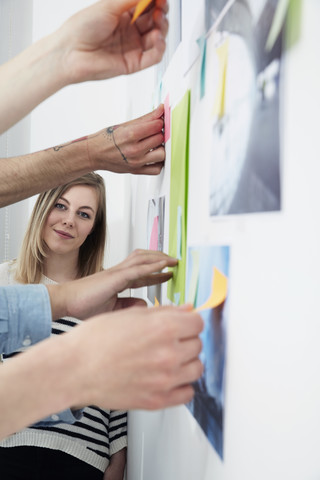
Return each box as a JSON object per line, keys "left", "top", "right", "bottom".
{"left": 42, "top": 185, "right": 99, "bottom": 256}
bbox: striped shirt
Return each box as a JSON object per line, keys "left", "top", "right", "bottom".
{"left": 0, "top": 261, "right": 127, "bottom": 473}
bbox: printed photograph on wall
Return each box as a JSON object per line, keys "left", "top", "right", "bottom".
{"left": 146, "top": 196, "right": 165, "bottom": 305}
{"left": 207, "top": 0, "right": 283, "bottom": 215}
{"left": 186, "top": 245, "right": 230, "bottom": 459}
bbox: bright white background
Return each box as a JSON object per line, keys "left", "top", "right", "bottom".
{"left": 1, "top": 1, "right": 320, "bottom": 479}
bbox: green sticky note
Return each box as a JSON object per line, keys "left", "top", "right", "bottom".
{"left": 285, "top": 0, "right": 302, "bottom": 49}
{"left": 167, "top": 90, "right": 190, "bottom": 305}
{"left": 265, "top": 0, "right": 302, "bottom": 52}
{"left": 265, "top": 0, "right": 290, "bottom": 51}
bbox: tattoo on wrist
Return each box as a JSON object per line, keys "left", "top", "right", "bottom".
{"left": 105, "top": 126, "right": 128, "bottom": 164}
{"left": 51, "top": 136, "right": 89, "bottom": 152}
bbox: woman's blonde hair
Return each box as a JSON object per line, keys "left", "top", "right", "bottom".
{"left": 15, "top": 172, "right": 107, "bottom": 284}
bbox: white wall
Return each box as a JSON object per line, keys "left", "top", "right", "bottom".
{"left": 31, "top": 0, "right": 133, "bottom": 269}
{"left": 127, "top": 2, "right": 320, "bottom": 480}
{"left": 0, "top": 0, "right": 33, "bottom": 262}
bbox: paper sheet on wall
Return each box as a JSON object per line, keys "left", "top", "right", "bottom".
{"left": 186, "top": 245, "right": 230, "bottom": 459}
{"left": 167, "top": 90, "right": 190, "bottom": 305}
{"left": 147, "top": 197, "right": 165, "bottom": 305}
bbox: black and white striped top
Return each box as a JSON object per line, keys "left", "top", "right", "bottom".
{"left": 0, "top": 262, "right": 127, "bottom": 473}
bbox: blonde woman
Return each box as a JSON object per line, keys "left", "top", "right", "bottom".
{"left": 0, "top": 172, "right": 171, "bottom": 479}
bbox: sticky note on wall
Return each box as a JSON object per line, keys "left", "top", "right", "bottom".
{"left": 149, "top": 215, "right": 159, "bottom": 251}
{"left": 196, "top": 267, "right": 228, "bottom": 312}
{"left": 167, "top": 90, "right": 191, "bottom": 305}
{"left": 213, "top": 38, "right": 229, "bottom": 118}
{"left": 197, "top": 35, "right": 207, "bottom": 100}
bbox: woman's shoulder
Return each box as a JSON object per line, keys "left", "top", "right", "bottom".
{"left": 0, "top": 260, "right": 17, "bottom": 285}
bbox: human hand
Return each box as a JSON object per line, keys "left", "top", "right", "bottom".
{"left": 102, "top": 248, "right": 178, "bottom": 311}
{"left": 61, "top": 304, "right": 204, "bottom": 410}
{"left": 48, "top": 249, "right": 177, "bottom": 320}
{"left": 87, "top": 104, "right": 165, "bottom": 175}
{"left": 57, "top": 0, "right": 169, "bottom": 84}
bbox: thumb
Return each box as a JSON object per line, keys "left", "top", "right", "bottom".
{"left": 114, "top": 297, "right": 147, "bottom": 310}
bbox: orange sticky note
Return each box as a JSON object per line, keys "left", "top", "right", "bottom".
{"left": 196, "top": 267, "right": 227, "bottom": 312}
{"left": 154, "top": 297, "right": 160, "bottom": 306}
{"left": 131, "top": 0, "right": 153, "bottom": 23}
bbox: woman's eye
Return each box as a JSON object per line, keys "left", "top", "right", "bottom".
{"left": 55, "top": 203, "right": 66, "bottom": 210}
{"left": 79, "top": 211, "right": 90, "bottom": 219}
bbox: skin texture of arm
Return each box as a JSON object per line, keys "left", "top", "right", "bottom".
{"left": 0, "top": 0, "right": 168, "bottom": 134}
{"left": 104, "top": 448, "right": 127, "bottom": 480}
{"left": 0, "top": 305, "right": 203, "bottom": 441}
{"left": 0, "top": 104, "right": 165, "bottom": 208}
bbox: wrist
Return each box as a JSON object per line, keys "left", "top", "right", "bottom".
{"left": 87, "top": 129, "right": 115, "bottom": 172}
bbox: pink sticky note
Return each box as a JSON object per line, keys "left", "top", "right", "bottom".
{"left": 164, "top": 94, "right": 171, "bottom": 143}
{"left": 149, "top": 215, "right": 159, "bottom": 250}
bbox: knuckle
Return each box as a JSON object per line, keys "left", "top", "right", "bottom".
{"left": 126, "top": 143, "right": 139, "bottom": 157}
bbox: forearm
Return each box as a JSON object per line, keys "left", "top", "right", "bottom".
{"left": 0, "top": 139, "right": 94, "bottom": 208}
{"left": 0, "top": 333, "right": 79, "bottom": 440}
{"left": 104, "top": 448, "right": 127, "bottom": 480}
{"left": 0, "top": 31, "right": 68, "bottom": 134}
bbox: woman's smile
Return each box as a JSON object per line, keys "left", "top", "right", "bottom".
{"left": 54, "top": 229, "right": 75, "bottom": 239}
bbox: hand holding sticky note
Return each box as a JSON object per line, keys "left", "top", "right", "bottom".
{"left": 131, "top": 0, "right": 153, "bottom": 23}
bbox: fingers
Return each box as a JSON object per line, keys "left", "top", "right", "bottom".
{"left": 168, "top": 306, "right": 204, "bottom": 339}
{"left": 120, "top": 118, "right": 164, "bottom": 146}
{"left": 130, "top": 270, "right": 173, "bottom": 289}
{"left": 151, "top": 385, "right": 195, "bottom": 409}
{"left": 124, "top": 262, "right": 174, "bottom": 289}
{"left": 153, "top": 6, "right": 169, "bottom": 36}
{"left": 131, "top": 104, "right": 164, "bottom": 123}
{"left": 138, "top": 132, "right": 164, "bottom": 152}
{"left": 114, "top": 118, "right": 165, "bottom": 168}
{"left": 128, "top": 162, "right": 164, "bottom": 175}
{"left": 114, "top": 297, "right": 147, "bottom": 310}
{"left": 139, "top": 35, "right": 167, "bottom": 70}
{"left": 133, "top": 1, "right": 169, "bottom": 37}
{"left": 124, "top": 249, "right": 178, "bottom": 267}
{"left": 179, "top": 337, "right": 203, "bottom": 365}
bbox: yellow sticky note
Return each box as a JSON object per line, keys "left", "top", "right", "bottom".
{"left": 196, "top": 267, "right": 227, "bottom": 312}
{"left": 154, "top": 297, "right": 160, "bottom": 307}
{"left": 131, "top": 0, "right": 153, "bottom": 23}
{"left": 213, "top": 38, "right": 229, "bottom": 118}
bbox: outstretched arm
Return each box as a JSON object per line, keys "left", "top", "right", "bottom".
{"left": 0, "top": 104, "right": 165, "bottom": 208}
{"left": 47, "top": 249, "right": 177, "bottom": 320}
{"left": 0, "top": 305, "right": 203, "bottom": 440}
{"left": 0, "top": 0, "right": 168, "bottom": 133}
